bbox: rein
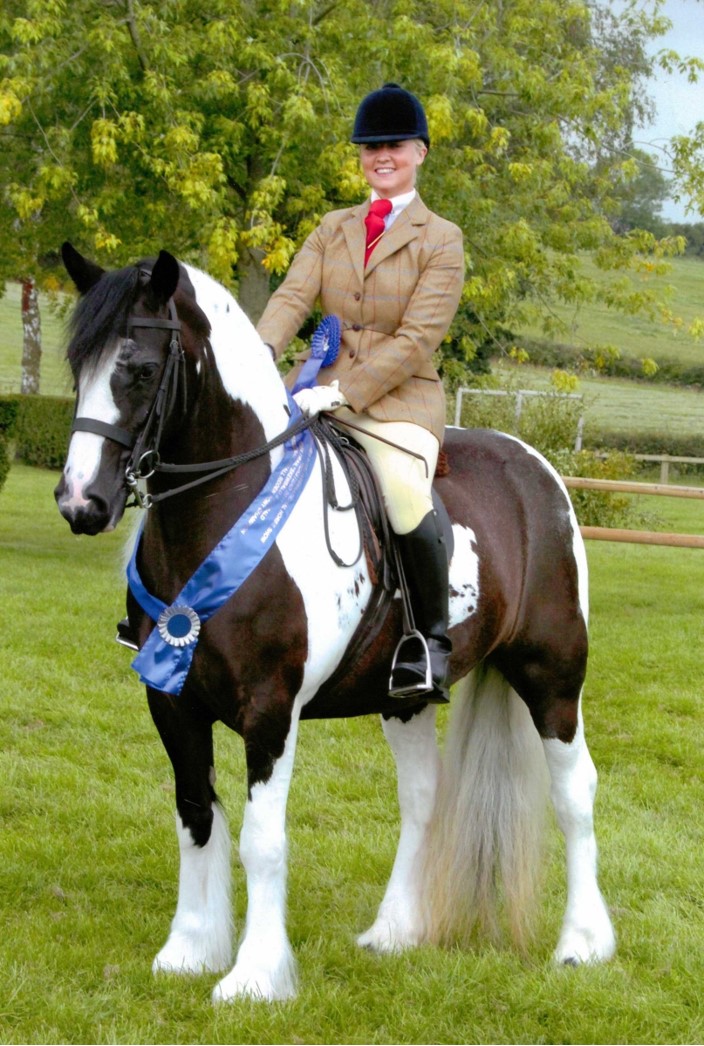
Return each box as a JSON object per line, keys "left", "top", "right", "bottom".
{"left": 134, "top": 410, "right": 318, "bottom": 509}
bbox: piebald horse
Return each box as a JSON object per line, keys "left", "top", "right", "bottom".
{"left": 55, "top": 243, "right": 615, "bottom": 1002}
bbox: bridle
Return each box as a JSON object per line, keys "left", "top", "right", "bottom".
{"left": 71, "top": 286, "right": 315, "bottom": 510}
{"left": 70, "top": 296, "right": 187, "bottom": 509}
{"left": 122, "top": 302, "right": 188, "bottom": 506}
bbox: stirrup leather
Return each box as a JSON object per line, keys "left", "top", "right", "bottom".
{"left": 389, "top": 629, "right": 433, "bottom": 698}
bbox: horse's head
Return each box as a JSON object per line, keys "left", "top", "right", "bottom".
{"left": 55, "top": 242, "right": 187, "bottom": 534}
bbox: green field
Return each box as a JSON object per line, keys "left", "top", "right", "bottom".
{"left": 521, "top": 254, "right": 704, "bottom": 368}
{"left": 1, "top": 464, "right": 703, "bottom": 1044}
{"left": 468, "top": 361, "right": 704, "bottom": 443}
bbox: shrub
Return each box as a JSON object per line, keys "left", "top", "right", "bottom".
{"left": 586, "top": 429, "right": 704, "bottom": 463}
{"left": 0, "top": 398, "right": 19, "bottom": 494}
{"left": 511, "top": 334, "right": 704, "bottom": 390}
{"left": 455, "top": 376, "right": 584, "bottom": 456}
{"left": 0, "top": 395, "right": 73, "bottom": 470}
{"left": 517, "top": 390, "right": 583, "bottom": 457}
{"left": 454, "top": 382, "right": 646, "bottom": 530}
{"left": 549, "top": 449, "right": 653, "bottom": 529}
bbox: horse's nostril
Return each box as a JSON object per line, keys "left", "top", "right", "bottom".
{"left": 56, "top": 489, "right": 113, "bottom": 535}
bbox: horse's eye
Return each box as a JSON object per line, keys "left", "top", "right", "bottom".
{"left": 136, "top": 363, "right": 159, "bottom": 382}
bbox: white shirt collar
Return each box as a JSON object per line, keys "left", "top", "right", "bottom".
{"left": 370, "top": 188, "right": 417, "bottom": 220}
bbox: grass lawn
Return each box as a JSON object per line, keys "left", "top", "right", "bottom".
{"left": 1, "top": 463, "right": 703, "bottom": 1044}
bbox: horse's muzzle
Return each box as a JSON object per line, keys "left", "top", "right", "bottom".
{"left": 54, "top": 475, "right": 123, "bottom": 535}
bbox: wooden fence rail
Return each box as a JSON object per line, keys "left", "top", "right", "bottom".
{"left": 561, "top": 475, "right": 704, "bottom": 549}
{"left": 608, "top": 453, "right": 704, "bottom": 484}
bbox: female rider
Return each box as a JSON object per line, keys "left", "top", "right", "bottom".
{"left": 257, "top": 83, "right": 465, "bottom": 702}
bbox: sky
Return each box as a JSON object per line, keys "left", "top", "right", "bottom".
{"left": 639, "top": 0, "right": 704, "bottom": 221}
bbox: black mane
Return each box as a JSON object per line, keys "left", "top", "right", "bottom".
{"left": 66, "top": 263, "right": 145, "bottom": 377}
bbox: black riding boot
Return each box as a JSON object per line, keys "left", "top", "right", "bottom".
{"left": 389, "top": 509, "right": 452, "bottom": 703}
{"left": 116, "top": 617, "right": 138, "bottom": 651}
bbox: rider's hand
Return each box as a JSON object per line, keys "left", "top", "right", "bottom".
{"left": 293, "top": 381, "right": 348, "bottom": 418}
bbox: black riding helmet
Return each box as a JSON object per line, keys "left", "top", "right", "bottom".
{"left": 351, "top": 83, "right": 430, "bottom": 149}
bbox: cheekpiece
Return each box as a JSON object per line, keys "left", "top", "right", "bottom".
{"left": 351, "top": 82, "right": 430, "bottom": 148}
{"left": 157, "top": 604, "right": 201, "bottom": 647}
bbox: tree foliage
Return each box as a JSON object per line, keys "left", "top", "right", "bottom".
{"left": 0, "top": 0, "right": 699, "bottom": 374}
{"left": 605, "top": 147, "right": 670, "bottom": 237}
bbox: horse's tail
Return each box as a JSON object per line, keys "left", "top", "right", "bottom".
{"left": 419, "top": 664, "right": 549, "bottom": 950}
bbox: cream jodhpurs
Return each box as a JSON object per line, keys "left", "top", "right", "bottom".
{"left": 332, "top": 407, "right": 439, "bottom": 536}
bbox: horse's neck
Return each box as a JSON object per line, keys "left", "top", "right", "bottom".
{"left": 139, "top": 266, "right": 294, "bottom": 584}
{"left": 184, "top": 265, "right": 291, "bottom": 448}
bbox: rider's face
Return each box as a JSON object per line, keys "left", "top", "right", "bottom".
{"left": 360, "top": 140, "right": 427, "bottom": 198}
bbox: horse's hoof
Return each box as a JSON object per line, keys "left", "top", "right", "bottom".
{"left": 152, "top": 934, "right": 232, "bottom": 976}
{"left": 356, "top": 921, "right": 420, "bottom": 954}
{"left": 212, "top": 966, "right": 297, "bottom": 1004}
{"left": 553, "top": 922, "right": 616, "bottom": 966}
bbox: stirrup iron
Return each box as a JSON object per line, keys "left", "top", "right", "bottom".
{"left": 389, "top": 629, "right": 433, "bottom": 698}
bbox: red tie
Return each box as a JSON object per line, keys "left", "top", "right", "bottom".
{"left": 364, "top": 198, "right": 393, "bottom": 266}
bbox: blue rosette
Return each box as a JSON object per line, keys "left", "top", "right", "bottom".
{"left": 292, "top": 315, "right": 341, "bottom": 393}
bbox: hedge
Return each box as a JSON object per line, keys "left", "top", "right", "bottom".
{"left": 583, "top": 429, "right": 704, "bottom": 461}
{"left": 0, "top": 398, "right": 19, "bottom": 493}
{"left": 0, "top": 394, "right": 73, "bottom": 471}
{"left": 514, "top": 336, "right": 704, "bottom": 389}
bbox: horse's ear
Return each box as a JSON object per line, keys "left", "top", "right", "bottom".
{"left": 149, "top": 250, "right": 181, "bottom": 304}
{"left": 61, "top": 241, "right": 105, "bottom": 294}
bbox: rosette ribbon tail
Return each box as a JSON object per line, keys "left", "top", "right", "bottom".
{"left": 292, "top": 315, "right": 341, "bottom": 393}
{"left": 133, "top": 616, "right": 198, "bottom": 695}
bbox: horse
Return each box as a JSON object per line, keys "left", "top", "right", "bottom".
{"left": 54, "top": 242, "right": 615, "bottom": 1003}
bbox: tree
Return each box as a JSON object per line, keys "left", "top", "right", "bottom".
{"left": 0, "top": 0, "right": 696, "bottom": 380}
{"left": 669, "top": 222, "right": 704, "bottom": 257}
{"left": 606, "top": 146, "right": 670, "bottom": 236}
{"left": 20, "top": 277, "right": 41, "bottom": 394}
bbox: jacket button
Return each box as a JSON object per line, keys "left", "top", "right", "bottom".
{"left": 349, "top": 350, "right": 356, "bottom": 358}
{"left": 352, "top": 323, "right": 361, "bottom": 331}
{"left": 354, "top": 292, "right": 361, "bottom": 301}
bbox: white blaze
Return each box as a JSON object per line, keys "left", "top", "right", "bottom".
{"left": 61, "top": 343, "right": 121, "bottom": 507}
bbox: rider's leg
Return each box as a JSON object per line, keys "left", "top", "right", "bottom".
{"left": 392, "top": 509, "right": 452, "bottom": 700}
{"left": 332, "top": 412, "right": 451, "bottom": 699}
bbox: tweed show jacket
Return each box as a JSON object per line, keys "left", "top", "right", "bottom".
{"left": 256, "top": 194, "right": 465, "bottom": 444}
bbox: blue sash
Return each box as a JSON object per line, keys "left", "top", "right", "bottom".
{"left": 126, "top": 403, "right": 316, "bottom": 695}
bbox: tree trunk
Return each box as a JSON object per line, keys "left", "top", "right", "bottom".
{"left": 20, "top": 277, "right": 42, "bottom": 395}
{"left": 237, "top": 247, "right": 272, "bottom": 325}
